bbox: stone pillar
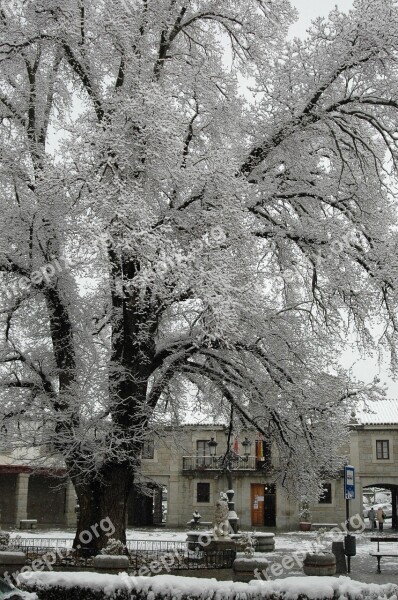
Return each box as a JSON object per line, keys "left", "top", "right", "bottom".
{"left": 15, "top": 473, "right": 29, "bottom": 526}
{"left": 65, "top": 478, "right": 78, "bottom": 527}
{"left": 226, "top": 489, "right": 238, "bottom": 533}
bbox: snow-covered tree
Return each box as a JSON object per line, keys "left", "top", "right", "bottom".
{"left": 0, "top": 0, "right": 397, "bottom": 549}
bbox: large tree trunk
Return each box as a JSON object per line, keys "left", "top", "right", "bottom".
{"left": 72, "top": 463, "right": 134, "bottom": 554}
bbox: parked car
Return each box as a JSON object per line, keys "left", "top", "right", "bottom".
{"left": 370, "top": 503, "right": 393, "bottom": 519}
{"left": 0, "top": 577, "right": 36, "bottom": 600}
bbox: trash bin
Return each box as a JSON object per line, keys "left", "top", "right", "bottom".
{"left": 344, "top": 534, "right": 356, "bottom": 556}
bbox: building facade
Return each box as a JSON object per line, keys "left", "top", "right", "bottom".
{"left": 131, "top": 424, "right": 296, "bottom": 530}
{"left": 1, "top": 400, "right": 398, "bottom": 530}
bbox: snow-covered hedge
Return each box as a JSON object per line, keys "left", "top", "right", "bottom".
{"left": 17, "top": 572, "right": 398, "bottom": 600}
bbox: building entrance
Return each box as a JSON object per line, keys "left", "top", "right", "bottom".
{"left": 251, "top": 483, "right": 276, "bottom": 526}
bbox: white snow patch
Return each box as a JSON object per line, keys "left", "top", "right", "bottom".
{"left": 17, "top": 572, "right": 398, "bottom": 599}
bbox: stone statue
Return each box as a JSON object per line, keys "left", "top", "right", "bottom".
{"left": 213, "top": 492, "right": 230, "bottom": 538}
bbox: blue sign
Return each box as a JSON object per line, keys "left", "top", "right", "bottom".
{"left": 344, "top": 465, "right": 355, "bottom": 500}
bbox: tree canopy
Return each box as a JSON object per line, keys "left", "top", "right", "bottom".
{"left": 0, "top": 0, "right": 398, "bottom": 543}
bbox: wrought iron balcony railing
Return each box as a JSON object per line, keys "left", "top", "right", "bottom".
{"left": 182, "top": 455, "right": 260, "bottom": 472}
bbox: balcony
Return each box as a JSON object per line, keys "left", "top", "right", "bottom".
{"left": 182, "top": 455, "right": 261, "bottom": 472}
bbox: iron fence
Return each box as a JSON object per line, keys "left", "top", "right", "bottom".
{"left": 8, "top": 537, "right": 235, "bottom": 571}
{"left": 10, "top": 537, "right": 72, "bottom": 549}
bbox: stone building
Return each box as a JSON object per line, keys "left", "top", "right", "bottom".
{"left": 349, "top": 399, "right": 398, "bottom": 528}
{"left": 128, "top": 424, "right": 296, "bottom": 529}
{"left": 1, "top": 400, "right": 398, "bottom": 530}
{"left": 0, "top": 447, "right": 76, "bottom": 528}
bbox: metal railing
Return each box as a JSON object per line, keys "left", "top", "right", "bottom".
{"left": 8, "top": 537, "right": 235, "bottom": 571}
{"left": 182, "top": 455, "right": 258, "bottom": 471}
{"left": 11, "top": 537, "right": 72, "bottom": 549}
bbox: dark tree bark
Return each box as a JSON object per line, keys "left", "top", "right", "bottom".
{"left": 72, "top": 462, "right": 134, "bottom": 553}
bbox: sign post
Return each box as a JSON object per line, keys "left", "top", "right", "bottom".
{"left": 344, "top": 465, "right": 356, "bottom": 572}
{"left": 344, "top": 465, "right": 355, "bottom": 500}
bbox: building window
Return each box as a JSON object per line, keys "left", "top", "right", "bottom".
{"left": 196, "top": 440, "right": 208, "bottom": 455}
{"left": 376, "top": 440, "right": 390, "bottom": 460}
{"left": 197, "top": 482, "right": 210, "bottom": 503}
{"left": 319, "top": 483, "right": 332, "bottom": 504}
{"left": 196, "top": 440, "right": 211, "bottom": 466}
{"left": 142, "top": 439, "right": 154, "bottom": 459}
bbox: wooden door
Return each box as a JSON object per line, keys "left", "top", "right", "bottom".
{"left": 251, "top": 483, "right": 265, "bottom": 526}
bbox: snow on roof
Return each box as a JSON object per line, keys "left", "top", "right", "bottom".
{"left": 355, "top": 398, "right": 398, "bottom": 425}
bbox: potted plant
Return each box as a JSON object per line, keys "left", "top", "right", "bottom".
{"left": 299, "top": 501, "right": 312, "bottom": 531}
{"left": 303, "top": 528, "right": 336, "bottom": 576}
{"left": 93, "top": 538, "right": 129, "bottom": 572}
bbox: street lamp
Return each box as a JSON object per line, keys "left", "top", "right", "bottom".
{"left": 207, "top": 433, "right": 253, "bottom": 533}
{"left": 208, "top": 437, "right": 218, "bottom": 457}
{"left": 242, "top": 437, "right": 252, "bottom": 458}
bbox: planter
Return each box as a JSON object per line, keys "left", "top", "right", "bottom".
{"left": 303, "top": 552, "right": 336, "bottom": 576}
{"left": 233, "top": 556, "right": 269, "bottom": 582}
{"left": 205, "top": 538, "right": 236, "bottom": 555}
{"left": 0, "top": 551, "right": 26, "bottom": 576}
{"left": 254, "top": 533, "right": 275, "bottom": 552}
{"left": 299, "top": 521, "right": 312, "bottom": 531}
{"left": 186, "top": 531, "right": 212, "bottom": 551}
{"left": 93, "top": 554, "right": 129, "bottom": 573}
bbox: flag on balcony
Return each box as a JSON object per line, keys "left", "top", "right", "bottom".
{"left": 256, "top": 432, "right": 264, "bottom": 461}
{"left": 233, "top": 435, "right": 239, "bottom": 454}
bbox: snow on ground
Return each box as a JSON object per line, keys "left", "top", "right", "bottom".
{"left": 7, "top": 524, "right": 398, "bottom": 585}
{"left": 6, "top": 527, "right": 187, "bottom": 542}
{"left": 5, "top": 524, "right": 394, "bottom": 558}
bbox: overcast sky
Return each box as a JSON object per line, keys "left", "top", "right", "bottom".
{"left": 289, "top": 0, "right": 354, "bottom": 38}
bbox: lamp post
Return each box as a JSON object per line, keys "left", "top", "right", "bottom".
{"left": 242, "top": 437, "right": 252, "bottom": 458}
{"left": 207, "top": 434, "right": 252, "bottom": 533}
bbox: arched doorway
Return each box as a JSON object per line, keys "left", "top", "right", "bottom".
{"left": 362, "top": 483, "right": 398, "bottom": 529}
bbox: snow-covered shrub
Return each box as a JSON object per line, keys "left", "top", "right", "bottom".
{"left": 18, "top": 572, "right": 398, "bottom": 600}
{"left": 99, "top": 538, "right": 127, "bottom": 555}
{"left": 0, "top": 531, "right": 10, "bottom": 550}
{"left": 236, "top": 532, "right": 257, "bottom": 557}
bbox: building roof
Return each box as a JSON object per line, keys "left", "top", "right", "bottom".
{"left": 355, "top": 398, "right": 398, "bottom": 425}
